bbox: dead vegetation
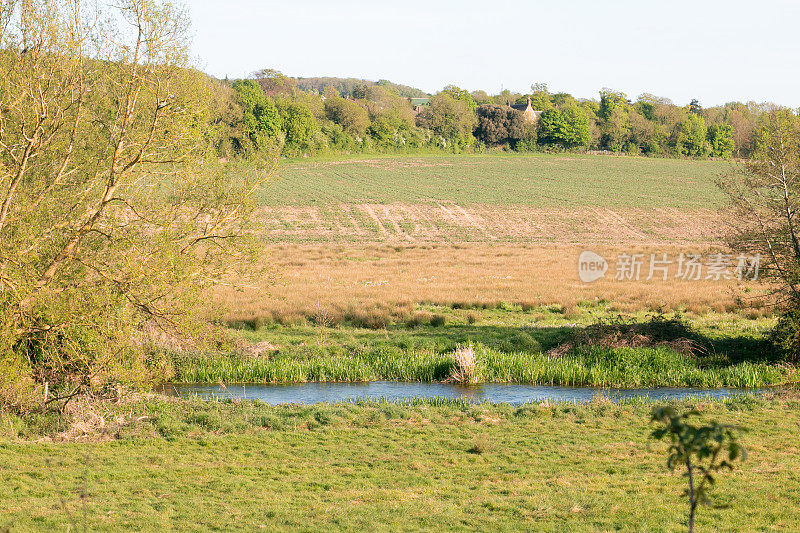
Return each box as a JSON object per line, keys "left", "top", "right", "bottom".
{"left": 448, "top": 345, "right": 477, "bottom": 384}
{"left": 213, "top": 244, "right": 771, "bottom": 327}
{"left": 548, "top": 315, "right": 706, "bottom": 358}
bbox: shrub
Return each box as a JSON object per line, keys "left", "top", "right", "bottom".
{"left": 501, "top": 332, "right": 542, "bottom": 353}
{"left": 771, "top": 304, "right": 800, "bottom": 362}
{"left": 430, "top": 314, "right": 447, "bottom": 327}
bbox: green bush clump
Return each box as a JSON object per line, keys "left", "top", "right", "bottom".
{"left": 500, "top": 331, "right": 542, "bottom": 353}
{"left": 430, "top": 314, "right": 447, "bottom": 327}
{"left": 771, "top": 303, "right": 800, "bottom": 362}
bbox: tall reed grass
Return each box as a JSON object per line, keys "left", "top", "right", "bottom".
{"left": 172, "top": 344, "right": 788, "bottom": 388}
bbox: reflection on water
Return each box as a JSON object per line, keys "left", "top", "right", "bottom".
{"left": 160, "top": 381, "right": 759, "bottom": 406}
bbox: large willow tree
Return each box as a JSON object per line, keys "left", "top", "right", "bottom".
{"left": 0, "top": 0, "right": 271, "bottom": 408}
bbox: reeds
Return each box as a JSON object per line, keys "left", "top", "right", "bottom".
{"left": 448, "top": 344, "right": 477, "bottom": 384}
{"left": 173, "top": 343, "right": 786, "bottom": 388}
{"left": 214, "top": 244, "right": 772, "bottom": 330}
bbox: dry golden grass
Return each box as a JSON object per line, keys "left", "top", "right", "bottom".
{"left": 220, "top": 155, "right": 749, "bottom": 325}
{"left": 213, "top": 243, "right": 771, "bottom": 324}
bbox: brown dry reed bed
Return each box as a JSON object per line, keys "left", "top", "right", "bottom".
{"left": 213, "top": 244, "right": 772, "bottom": 328}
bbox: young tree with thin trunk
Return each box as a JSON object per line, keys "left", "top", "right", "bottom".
{"left": 650, "top": 407, "right": 745, "bottom": 533}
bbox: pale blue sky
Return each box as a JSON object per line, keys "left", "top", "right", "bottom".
{"left": 185, "top": 0, "right": 800, "bottom": 107}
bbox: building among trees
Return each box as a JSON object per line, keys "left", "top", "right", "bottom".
{"left": 509, "top": 96, "right": 542, "bottom": 124}
{"left": 410, "top": 97, "right": 431, "bottom": 114}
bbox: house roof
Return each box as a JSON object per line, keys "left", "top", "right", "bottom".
{"left": 410, "top": 98, "right": 430, "bottom": 106}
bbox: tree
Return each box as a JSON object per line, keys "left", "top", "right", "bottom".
{"left": 0, "top": 0, "right": 273, "bottom": 409}
{"left": 599, "top": 89, "right": 631, "bottom": 151}
{"left": 253, "top": 68, "right": 296, "bottom": 96}
{"left": 528, "top": 83, "right": 553, "bottom": 111}
{"left": 675, "top": 113, "right": 710, "bottom": 157}
{"left": 707, "top": 124, "right": 735, "bottom": 158}
{"left": 598, "top": 89, "right": 629, "bottom": 121}
{"left": 232, "top": 79, "right": 281, "bottom": 150}
{"left": 474, "top": 105, "right": 525, "bottom": 146}
{"left": 440, "top": 85, "right": 477, "bottom": 111}
{"left": 324, "top": 97, "right": 369, "bottom": 136}
{"left": 470, "top": 90, "right": 491, "bottom": 105}
{"left": 650, "top": 407, "right": 745, "bottom": 533}
{"left": 717, "top": 108, "right": 800, "bottom": 358}
{"left": 629, "top": 108, "right": 666, "bottom": 154}
{"left": 724, "top": 102, "right": 757, "bottom": 157}
{"left": 416, "top": 93, "right": 477, "bottom": 150}
{"left": 360, "top": 85, "right": 416, "bottom": 126}
{"left": 538, "top": 107, "right": 591, "bottom": 148}
{"left": 276, "top": 99, "right": 318, "bottom": 154}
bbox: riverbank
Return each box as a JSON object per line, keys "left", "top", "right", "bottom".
{"left": 172, "top": 346, "right": 785, "bottom": 388}
{"left": 2, "top": 392, "right": 799, "bottom": 531}
{"left": 169, "top": 309, "right": 793, "bottom": 388}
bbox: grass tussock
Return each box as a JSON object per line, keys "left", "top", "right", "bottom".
{"left": 449, "top": 344, "right": 477, "bottom": 384}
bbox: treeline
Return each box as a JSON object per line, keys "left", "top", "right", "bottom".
{"left": 293, "top": 76, "right": 427, "bottom": 99}
{"left": 211, "top": 71, "right": 772, "bottom": 159}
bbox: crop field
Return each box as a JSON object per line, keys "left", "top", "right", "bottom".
{"left": 265, "top": 155, "right": 725, "bottom": 208}
{"left": 255, "top": 155, "right": 727, "bottom": 245}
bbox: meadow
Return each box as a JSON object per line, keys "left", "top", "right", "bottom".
{"left": 3, "top": 153, "right": 797, "bottom": 532}
{"left": 2, "top": 393, "right": 800, "bottom": 531}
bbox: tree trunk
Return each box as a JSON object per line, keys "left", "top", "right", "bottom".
{"left": 687, "top": 458, "right": 697, "bottom": 533}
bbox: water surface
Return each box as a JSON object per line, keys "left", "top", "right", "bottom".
{"left": 161, "top": 382, "right": 758, "bottom": 406}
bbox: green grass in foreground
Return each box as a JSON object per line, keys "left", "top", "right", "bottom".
{"left": 175, "top": 308, "right": 791, "bottom": 388}
{"left": 264, "top": 154, "right": 726, "bottom": 208}
{"left": 2, "top": 393, "right": 799, "bottom": 531}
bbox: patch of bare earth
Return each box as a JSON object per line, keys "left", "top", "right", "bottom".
{"left": 255, "top": 203, "right": 723, "bottom": 245}
{"left": 289, "top": 158, "right": 459, "bottom": 171}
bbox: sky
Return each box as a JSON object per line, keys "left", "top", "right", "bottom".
{"left": 185, "top": 0, "right": 800, "bottom": 107}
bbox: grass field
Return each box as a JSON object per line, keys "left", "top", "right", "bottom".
{"left": 2, "top": 393, "right": 800, "bottom": 531}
